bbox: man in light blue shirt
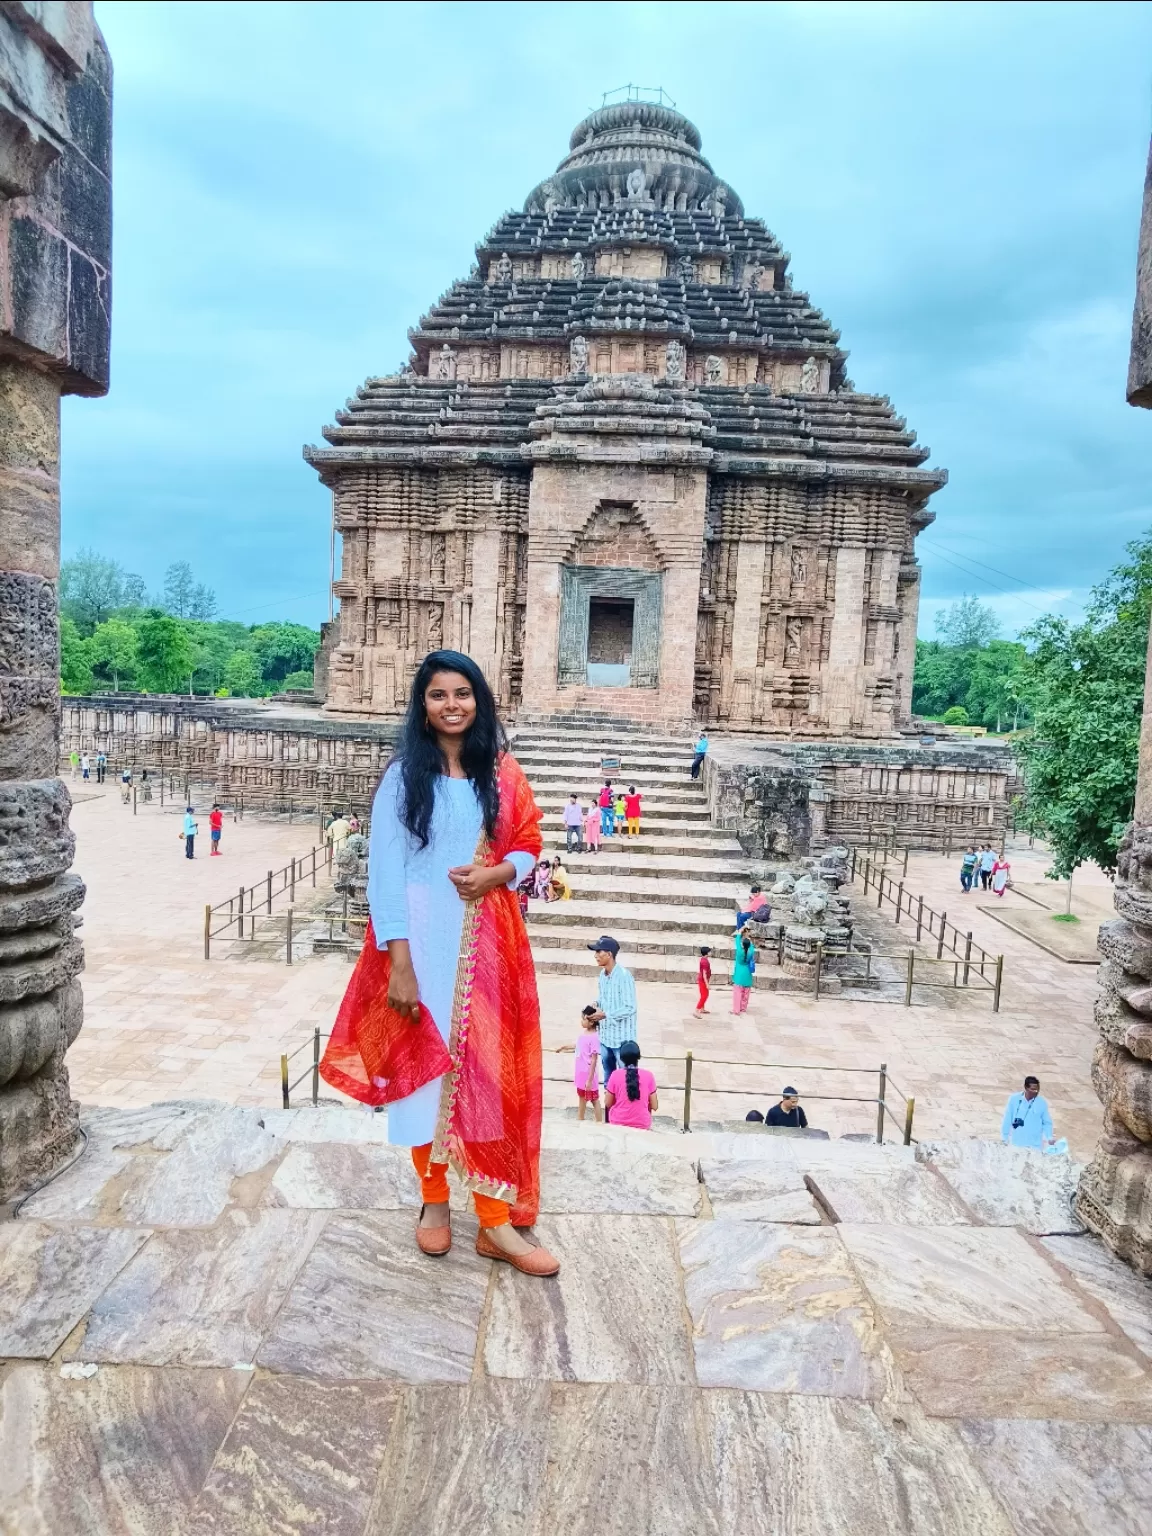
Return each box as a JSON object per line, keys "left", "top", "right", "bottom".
{"left": 978, "top": 845, "right": 997, "bottom": 892}
{"left": 588, "top": 935, "right": 637, "bottom": 1082}
{"left": 183, "top": 807, "right": 198, "bottom": 861}
{"left": 1001, "top": 1075, "right": 1054, "bottom": 1149}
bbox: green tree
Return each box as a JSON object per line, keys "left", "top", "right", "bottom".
{"left": 59, "top": 615, "right": 94, "bottom": 694}
{"left": 942, "top": 705, "right": 969, "bottom": 726}
{"left": 1014, "top": 533, "right": 1152, "bottom": 876}
{"left": 89, "top": 617, "right": 139, "bottom": 691}
{"left": 279, "top": 669, "right": 315, "bottom": 692}
{"left": 59, "top": 548, "right": 127, "bottom": 634}
{"left": 935, "top": 594, "right": 1000, "bottom": 649}
{"left": 136, "top": 614, "right": 194, "bottom": 693}
{"left": 223, "top": 650, "right": 265, "bottom": 697}
{"left": 250, "top": 622, "right": 320, "bottom": 685}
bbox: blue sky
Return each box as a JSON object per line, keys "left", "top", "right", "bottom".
{"left": 67, "top": 0, "right": 1152, "bottom": 638}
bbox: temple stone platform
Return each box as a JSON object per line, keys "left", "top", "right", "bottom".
{"left": 2, "top": 1101, "right": 1150, "bottom": 1533}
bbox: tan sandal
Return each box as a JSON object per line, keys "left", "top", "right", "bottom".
{"left": 415, "top": 1204, "right": 451, "bottom": 1256}
{"left": 475, "top": 1226, "right": 560, "bottom": 1276}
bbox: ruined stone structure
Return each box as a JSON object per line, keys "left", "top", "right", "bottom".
{"left": 307, "top": 100, "right": 945, "bottom": 736}
{"left": 1077, "top": 139, "right": 1152, "bottom": 1274}
{"left": 0, "top": 3, "right": 111, "bottom": 1199}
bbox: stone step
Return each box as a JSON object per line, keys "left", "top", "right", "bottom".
{"left": 540, "top": 828, "right": 744, "bottom": 858}
{"left": 525, "top": 773, "right": 702, "bottom": 799}
{"left": 532, "top": 945, "right": 733, "bottom": 985}
{"left": 515, "top": 747, "right": 698, "bottom": 773}
{"left": 533, "top": 798, "right": 712, "bottom": 822}
{"left": 533, "top": 876, "right": 744, "bottom": 910}
{"left": 540, "top": 813, "right": 722, "bottom": 836}
{"left": 530, "top": 922, "right": 738, "bottom": 960}
{"left": 527, "top": 899, "right": 740, "bottom": 936}
{"left": 557, "top": 852, "right": 752, "bottom": 883}
{"left": 512, "top": 720, "right": 695, "bottom": 746}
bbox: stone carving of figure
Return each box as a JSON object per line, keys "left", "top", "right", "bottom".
{"left": 790, "top": 547, "right": 808, "bottom": 586}
{"left": 571, "top": 250, "right": 587, "bottom": 281}
{"left": 678, "top": 253, "right": 695, "bottom": 283}
{"left": 494, "top": 251, "right": 512, "bottom": 283}
{"left": 569, "top": 334, "right": 589, "bottom": 375}
{"left": 784, "top": 616, "right": 804, "bottom": 665}
{"left": 705, "top": 354, "right": 723, "bottom": 386}
{"left": 665, "top": 339, "right": 685, "bottom": 380}
{"left": 801, "top": 356, "right": 820, "bottom": 394}
{"left": 399, "top": 357, "right": 416, "bottom": 380}
{"left": 435, "top": 345, "right": 457, "bottom": 380}
{"left": 626, "top": 167, "right": 646, "bottom": 198}
{"left": 742, "top": 260, "right": 764, "bottom": 294}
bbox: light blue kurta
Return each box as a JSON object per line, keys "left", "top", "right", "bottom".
{"left": 1001, "top": 1092, "right": 1054, "bottom": 1149}
{"left": 366, "top": 764, "right": 535, "bottom": 1147}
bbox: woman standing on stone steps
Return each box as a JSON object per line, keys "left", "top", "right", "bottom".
{"left": 320, "top": 649, "right": 560, "bottom": 1278}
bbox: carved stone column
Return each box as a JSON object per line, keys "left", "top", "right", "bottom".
{"left": 1077, "top": 136, "right": 1152, "bottom": 1273}
{"left": 0, "top": 4, "right": 111, "bottom": 1200}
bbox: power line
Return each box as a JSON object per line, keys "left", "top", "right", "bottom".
{"left": 920, "top": 545, "right": 1053, "bottom": 616}
{"left": 921, "top": 539, "right": 1071, "bottom": 598}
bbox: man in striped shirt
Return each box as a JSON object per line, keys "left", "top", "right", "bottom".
{"left": 588, "top": 935, "right": 637, "bottom": 1082}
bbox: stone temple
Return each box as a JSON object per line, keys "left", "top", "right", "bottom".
{"left": 307, "top": 100, "right": 946, "bottom": 737}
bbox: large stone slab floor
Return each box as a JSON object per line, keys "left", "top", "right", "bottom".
{"left": 2, "top": 1100, "right": 1150, "bottom": 1532}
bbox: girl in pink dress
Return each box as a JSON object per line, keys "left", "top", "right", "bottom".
{"left": 583, "top": 802, "right": 601, "bottom": 854}
{"left": 558, "top": 1008, "right": 602, "bottom": 1121}
{"left": 605, "top": 1041, "right": 658, "bottom": 1130}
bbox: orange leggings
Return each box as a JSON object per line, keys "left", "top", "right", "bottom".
{"left": 411, "top": 1143, "right": 509, "bottom": 1229}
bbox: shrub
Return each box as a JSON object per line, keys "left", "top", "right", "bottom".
{"left": 942, "top": 705, "right": 970, "bottom": 726}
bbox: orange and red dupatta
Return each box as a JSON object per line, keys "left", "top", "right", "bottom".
{"left": 318, "top": 754, "right": 544, "bottom": 1224}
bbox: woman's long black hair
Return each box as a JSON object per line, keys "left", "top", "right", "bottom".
{"left": 392, "top": 650, "right": 506, "bottom": 849}
{"left": 619, "top": 1040, "right": 642, "bottom": 1102}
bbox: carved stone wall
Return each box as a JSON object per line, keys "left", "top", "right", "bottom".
{"left": 695, "top": 478, "right": 926, "bottom": 737}
{"left": 0, "top": 4, "right": 111, "bottom": 1199}
{"left": 324, "top": 464, "right": 529, "bottom": 719}
{"left": 702, "top": 739, "right": 1013, "bottom": 858}
{"left": 1076, "top": 130, "right": 1152, "bottom": 1274}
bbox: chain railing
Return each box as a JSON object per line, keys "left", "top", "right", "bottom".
{"left": 203, "top": 843, "right": 333, "bottom": 959}
{"left": 848, "top": 849, "right": 1004, "bottom": 1011}
{"left": 277, "top": 1034, "right": 915, "bottom": 1144}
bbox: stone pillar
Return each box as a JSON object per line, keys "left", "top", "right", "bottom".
{"left": 1077, "top": 134, "right": 1152, "bottom": 1274}
{"left": 825, "top": 546, "right": 867, "bottom": 734}
{"left": 0, "top": 5, "right": 111, "bottom": 1200}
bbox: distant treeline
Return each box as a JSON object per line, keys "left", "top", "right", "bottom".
{"left": 60, "top": 548, "right": 319, "bottom": 698}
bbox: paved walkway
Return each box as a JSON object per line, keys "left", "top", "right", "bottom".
{"left": 66, "top": 785, "right": 1105, "bottom": 1157}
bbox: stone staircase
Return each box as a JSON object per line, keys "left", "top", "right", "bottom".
{"left": 511, "top": 724, "right": 753, "bottom": 984}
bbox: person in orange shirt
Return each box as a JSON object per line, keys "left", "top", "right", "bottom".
{"left": 624, "top": 785, "right": 642, "bottom": 837}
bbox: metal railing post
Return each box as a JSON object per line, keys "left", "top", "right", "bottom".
{"left": 915, "top": 895, "right": 924, "bottom": 943}
{"left": 286, "top": 907, "right": 294, "bottom": 966}
{"left": 863, "top": 858, "right": 869, "bottom": 893}
{"left": 814, "top": 943, "right": 824, "bottom": 999}
{"left": 850, "top": 847, "right": 856, "bottom": 881}
{"left": 132, "top": 786, "right": 137, "bottom": 816}
{"left": 266, "top": 871, "right": 273, "bottom": 914}
{"left": 904, "top": 950, "right": 914, "bottom": 1007}
{"left": 963, "top": 931, "right": 972, "bottom": 985}
{"left": 902, "top": 846, "right": 909, "bottom": 877}
{"left": 312, "top": 1027, "right": 321, "bottom": 1106}
{"left": 290, "top": 857, "right": 296, "bottom": 904}
{"left": 281, "top": 1053, "right": 290, "bottom": 1108}
{"left": 876, "top": 1062, "right": 887, "bottom": 1144}
{"left": 311, "top": 846, "right": 317, "bottom": 888}
{"left": 936, "top": 909, "right": 947, "bottom": 960}
{"left": 895, "top": 881, "right": 904, "bottom": 924}
{"left": 683, "top": 1050, "right": 693, "bottom": 1133}
{"left": 203, "top": 904, "right": 212, "bottom": 960}
{"left": 903, "top": 1096, "right": 916, "bottom": 1145}
{"left": 238, "top": 887, "right": 245, "bottom": 939}
{"left": 993, "top": 954, "right": 1004, "bottom": 1012}
{"left": 777, "top": 926, "right": 784, "bottom": 966}
{"left": 876, "top": 872, "right": 884, "bottom": 910}
{"left": 341, "top": 891, "right": 349, "bottom": 935}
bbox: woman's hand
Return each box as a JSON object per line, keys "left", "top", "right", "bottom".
{"left": 448, "top": 861, "right": 515, "bottom": 902}
{"left": 386, "top": 940, "right": 421, "bottom": 1021}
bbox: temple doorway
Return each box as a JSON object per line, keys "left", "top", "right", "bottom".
{"left": 586, "top": 597, "right": 634, "bottom": 686}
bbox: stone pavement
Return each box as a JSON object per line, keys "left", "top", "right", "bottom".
{"left": 64, "top": 786, "right": 1104, "bottom": 1155}
{"left": 1, "top": 1101, "right": 1150, "bottom": 1534}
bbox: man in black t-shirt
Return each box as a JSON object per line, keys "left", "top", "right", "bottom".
{"left": 765, "top": 1087, "right": 808, "bottom": 1129}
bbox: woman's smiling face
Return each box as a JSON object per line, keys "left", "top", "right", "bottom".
{"left": 424, "top": 671, "right": 477, "bottom": 740}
